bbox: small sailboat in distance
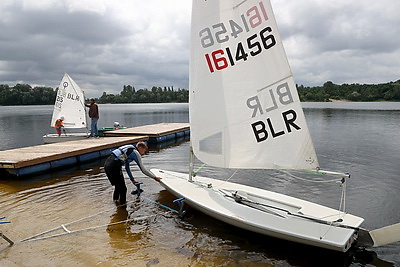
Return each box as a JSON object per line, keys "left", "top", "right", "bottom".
{"left": 152, "top": 0, "right": 400, "bottom": 252}
{"left": 43, "top": 73, "right": 88, "bottom": 143}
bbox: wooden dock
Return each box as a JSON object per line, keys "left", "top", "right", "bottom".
{"left": 0, "top": 136, "right": 148, "bottom": 177}
{"left": 0, "top": 123, "right": 190, "bottom": 177}
{"left": 103, "top": 123, "right": 190, "bottom": 143}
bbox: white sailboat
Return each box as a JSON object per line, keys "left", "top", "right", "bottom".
{"left": 152, "top": 0, "right": 400, "bottom": 252}
{"left": 43, "top": 73, "right": 88, "bottom": 143}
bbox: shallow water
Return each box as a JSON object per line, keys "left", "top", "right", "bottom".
{"left": 0, "top": 103, "right": 399, "bottom": 266}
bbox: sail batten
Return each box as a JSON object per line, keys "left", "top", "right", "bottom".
{"left": 190, "top": 0, "right": 319, "bottom": 170}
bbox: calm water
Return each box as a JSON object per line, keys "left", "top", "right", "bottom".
{"left": 0, "top": 102, "right": 399, "bottom": 266}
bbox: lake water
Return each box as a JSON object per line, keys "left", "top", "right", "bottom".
{"left": 0, "top": 102, "right": 399, "bottom": 266}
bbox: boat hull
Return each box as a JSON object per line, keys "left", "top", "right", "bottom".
{"left": 43, "top": 133, "right": 89, "bottom": 144}
{"left": 152, "top": 169, "right": 364, "bottom": 252}
{"left": 98, "top": 127, "right": 127, "bottom": 137}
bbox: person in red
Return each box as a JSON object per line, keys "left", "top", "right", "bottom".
{"left": 55, "top": 116, "right": 64, "bottom": 136}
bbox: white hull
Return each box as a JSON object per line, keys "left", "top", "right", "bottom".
{"left": 152, "top": 169, "right": 364, "bottom": 252}
{"left": 43, "top": 133, "right": 89, "bottom": 144}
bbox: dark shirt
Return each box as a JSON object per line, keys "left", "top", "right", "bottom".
{"left": 85, "top": 102, "right": 99, "bottom": 119}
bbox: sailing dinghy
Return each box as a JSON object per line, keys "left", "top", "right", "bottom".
{"left": 153, "top": 0, "right": 400, "bottom": 252}
{"left": 43, "top": 73, "right": 88, "bottom": 143}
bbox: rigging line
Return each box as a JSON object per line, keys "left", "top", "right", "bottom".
{"left": 219, "top": 189, "right": 286, "bottom": 219}
{"left": 318, "top": 182, "right": 348, "bottom": 240}
{"left": 213, "top": 169, "right": 238, "bottom": 188}
{"left": 141, "top": 196, "right": 178, "bottom": 213}
{"left": 319, "top": 181, "right": 348, "bottom": 240}
{"left": 280, "top": 170, "right": 342, "bottom": 184}
{"left": 192, "top": 164, "right": 206, "bottom": 176}
{"left": 20, "top": 215, "right": 157, "bottom": 243}
{"left": 223, "top": 191, "right": 359, "bottom": 231}
{"left": 20, "top": 195, "right": 180, "bottom": 243}
{"left": 187, "top": 169, "right": 239, "bottom": 191}
{"left": 20, "top": 199, "right": 137, "bottom": 243}
{"left": 281, "top": 169, "right": 349, "bottom": 239}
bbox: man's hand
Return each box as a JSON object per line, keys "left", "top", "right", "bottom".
{"left": 153, "top": 177, "right": 162, "bottom": 182}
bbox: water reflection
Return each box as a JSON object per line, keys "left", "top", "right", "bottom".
{"left": 1, "top": 103, "right": 400, "bottom": 265}
{"left": 107, "top": 207, "right": 130, "bottom": 250}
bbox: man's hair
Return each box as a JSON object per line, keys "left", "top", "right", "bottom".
{"left": 136, "top": 141, "right": 148, "bottom": 152}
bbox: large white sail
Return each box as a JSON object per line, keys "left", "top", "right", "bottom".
{"left": 51, "top": 73, "right": 87, "bottom": 129}
{"left": 190, "top": 0, "right": 319, "bottom": 170}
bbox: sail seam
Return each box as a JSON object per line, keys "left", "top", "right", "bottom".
{"left": 233, "top": 0, "right": 249, "bottom": 9}
{"left": 256, "top": 74, "right": 293, "bottom": 93}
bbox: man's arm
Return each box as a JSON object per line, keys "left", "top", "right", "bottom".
{"left": 124, "top": 160, "right": 136, "bottom": 183}
{"left": 134, "top": 150, "right": 163, "bottom": 181}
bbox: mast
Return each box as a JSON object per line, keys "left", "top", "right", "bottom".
{"left": 189, "top": 146, "right": 194, "bottom": 182}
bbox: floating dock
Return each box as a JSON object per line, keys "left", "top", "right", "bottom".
{"left": 103, "top": 123, "right": 190, "bottom": 144}
{"left": 0, "top": 136, "right": 148, "bottom": 177}
{"left": 0, "top": 123, "right": 189, "bottom": 177}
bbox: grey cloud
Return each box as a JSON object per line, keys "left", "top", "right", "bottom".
{"left": 272, "top": 0, "right": 400, "bottom": 86}
{"left": 0, "top": 0, "right": 398, "bottom": 97}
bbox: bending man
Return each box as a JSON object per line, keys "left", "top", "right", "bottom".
{"left": 104, "top": 141, "right": 161, "bottom": 205}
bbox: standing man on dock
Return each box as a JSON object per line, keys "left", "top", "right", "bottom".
{"left": 85, "top": 97, "right": 99, "bottom": 137}
{"left": 104, "top": 141, "right": 162, "bottom": 205}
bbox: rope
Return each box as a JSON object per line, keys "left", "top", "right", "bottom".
{"left": 19, "top": 192, "right": 181, "bottom": 243}
{"left": 213, "top": 169, "right": 238, "bottom": 188}
{"left": 280, "top": 170, "right": 342, "bottom": 184}
{"left": 279, "top": 169, "right": 349, "bottom": 240}
{"left": 20, "top": 215, "right": 156, "bottom": 243}
{"left": 313, "top": 176, "right": 348, "bottom": 240}
{"left": 20, "top": 199, "right": 137, "bottom": 243}
{"left": 142, "top": 197, "right": 178, "bottom": 213}
{"left": 225, "top": 191, "right": 358, "bottom": 231}
{"left": 192, "top": 164, "right": 206, "bottom": 176}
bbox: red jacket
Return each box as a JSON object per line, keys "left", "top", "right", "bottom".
{"left": 55, "top": 119, "right": 64, "bottom": 129}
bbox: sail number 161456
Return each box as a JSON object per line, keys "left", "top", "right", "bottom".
{"left": 205, "top": 27, "right": 276, "bottom": 73}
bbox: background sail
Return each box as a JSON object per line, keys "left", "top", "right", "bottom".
{"left": 50, "top": 73, "right": 87, "bottom": 129}
{"left": 189, "top": 0, "right": 319, "bottom": 170}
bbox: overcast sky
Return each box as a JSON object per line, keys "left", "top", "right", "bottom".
{"left": 0, "top": 0, "right": 399, "bottom": 97}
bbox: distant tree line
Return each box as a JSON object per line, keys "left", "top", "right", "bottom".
{"left": 0, "top": 84, "right": 56, "bottom": 105}
{"left": 1, "top": 80, "right": 399, "bottom": 105}
{"left": 0, "top": 84, "right": 189, "bottom": 105}
{"left": 97, "top": 85, "right": 189, "bottom": 104}
{"left": 298, "top": 80, "right": 400, "bottom": 102}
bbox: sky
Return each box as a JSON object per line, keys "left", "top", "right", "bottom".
{"left": 0, "top": 0, "right": 399, "bottom": 97}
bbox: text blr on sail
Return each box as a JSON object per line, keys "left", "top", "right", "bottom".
{"left": 54, "top": 82, "right": 81, "bottom": 109}
{"left": 198, "top": 1, "right": 301, "bottom": 144}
